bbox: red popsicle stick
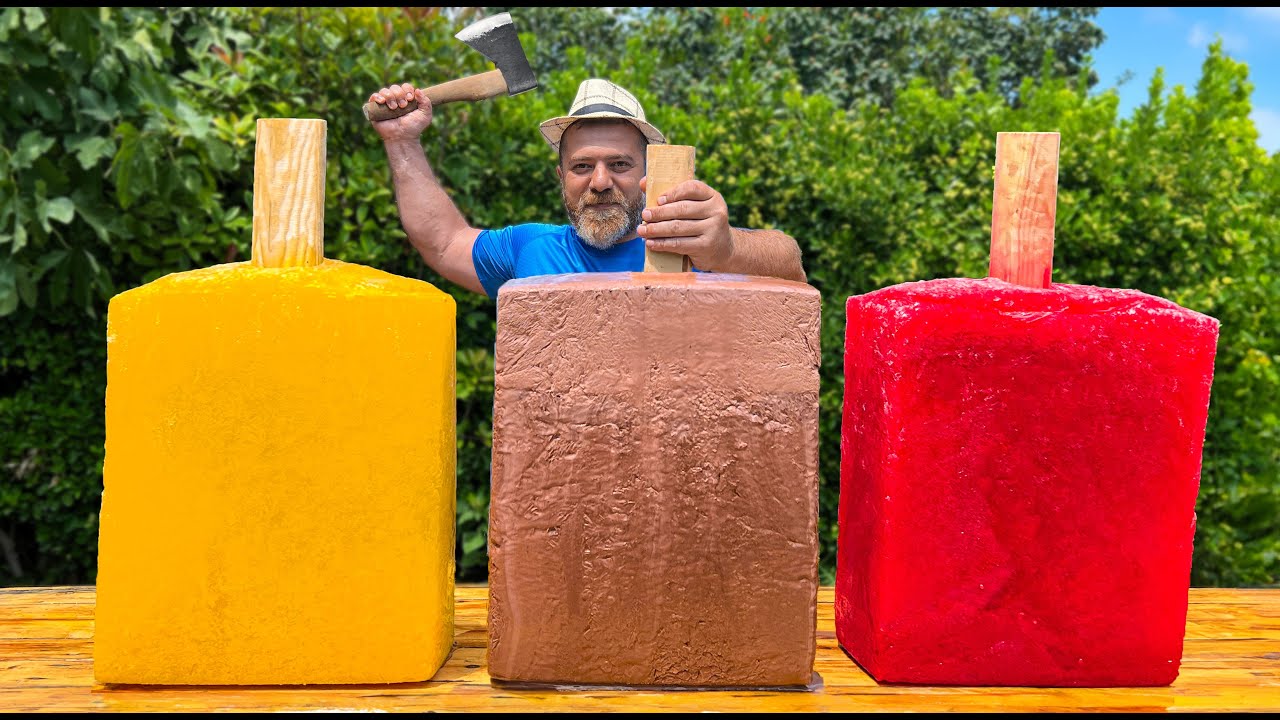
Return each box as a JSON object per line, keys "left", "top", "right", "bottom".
{"left": 989, "top": 132, "right": 1060, "bottom": 288}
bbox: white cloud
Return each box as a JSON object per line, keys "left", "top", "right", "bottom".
{"left": 1253, "top": 108, "right": 1280, "bottom": 154}
{"left": 1187, "top": 22, "right": 1249, "bottom": 53}
{"left": 1188, "top": 22, "right": 1209, "bottom": 48}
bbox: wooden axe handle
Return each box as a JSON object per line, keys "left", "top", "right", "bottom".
{"left": 363, "top": 69, "right": 508, "bottom": 123}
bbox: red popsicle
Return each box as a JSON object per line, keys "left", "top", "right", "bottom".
{"left": 835, "top": 133, "right": 1220, "bottom": 686}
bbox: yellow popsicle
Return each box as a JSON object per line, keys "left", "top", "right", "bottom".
{"left": 95, "top": 119, "right": 457, "bottom": 684}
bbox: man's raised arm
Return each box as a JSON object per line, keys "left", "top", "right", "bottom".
{"left": 369, "top": 83, "right": 485, "bottom": 294}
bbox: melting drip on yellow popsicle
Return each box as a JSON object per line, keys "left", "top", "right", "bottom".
{"left": 643, "top": 144, "right": 695, "bottom": 273}
{"left": 989, "top": 132, "right": 1060, "bottom": 289}
{"left": 251, "top": 118, "right": 327, "bottom": 267}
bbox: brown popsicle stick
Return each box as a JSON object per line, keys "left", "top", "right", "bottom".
{"left": 989, "top": 132, "right": 1060, "bottom": 288}
{"left": 643, "top": 144, "right": 695, "bottom": 273}
{"left": 251, "top": 119, "right": 326, "bottom": 268}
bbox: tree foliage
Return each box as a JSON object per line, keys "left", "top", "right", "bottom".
{"left": 637, "top": 7, "right": 1104, "bottom": 108}
{"left": 1, "top": 7, "right": 1275, "bottom": 587}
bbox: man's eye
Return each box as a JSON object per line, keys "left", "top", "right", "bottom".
{"left": 611, "top": 162, "right": 632, "bottom": 171}
{"left": 574, "top": 164, "right": 591, "bottom": 172}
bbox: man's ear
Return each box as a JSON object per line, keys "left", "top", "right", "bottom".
{"left": 555, "top": 164, "right": 563, "bottom": 182}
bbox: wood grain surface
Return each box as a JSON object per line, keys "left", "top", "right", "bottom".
{"left": 251, "top": 118, "right": 326, "bottom": 268}
{"left": 989, "top": 131, "right": 1059, "bottom": 289}
{"left": 2, "top": 586, "right": 1277, "bottom": 712}
{"left": 643, "top": 144, "right": 695, "bottom": 274}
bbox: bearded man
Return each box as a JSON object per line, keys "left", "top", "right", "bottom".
{"left": 369, "top": 78, "right": 806, "bottom": 297}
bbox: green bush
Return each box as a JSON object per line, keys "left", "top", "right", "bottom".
{"left": 2, "top": 8, "right": 1275, "bottom": 587}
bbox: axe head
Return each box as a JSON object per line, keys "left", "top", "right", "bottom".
{"left": 456, "top": 12, "right": 537, "bottom": 96}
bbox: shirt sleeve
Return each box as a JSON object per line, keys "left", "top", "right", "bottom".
{"left": 471, "top": 226, "right": 519, "bottom": 298}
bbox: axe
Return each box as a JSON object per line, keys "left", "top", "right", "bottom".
{"left": 363, "top": 12, "right": 536, "bottom": 123}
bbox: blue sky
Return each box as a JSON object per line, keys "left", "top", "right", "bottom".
{"left": 1091, "top": 7, "right": 1280, "bottom": 154}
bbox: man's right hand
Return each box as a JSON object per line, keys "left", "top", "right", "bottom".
{"left": 369, "top": 82, "right": 433, "bottom": 142}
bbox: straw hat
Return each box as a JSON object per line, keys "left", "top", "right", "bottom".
{"left": 539, "top": 79, "right": 666, "bottom": 152}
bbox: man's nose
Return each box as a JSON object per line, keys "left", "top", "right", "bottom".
{"left": 589, "top": 163, "right": 613, "bottom": 192}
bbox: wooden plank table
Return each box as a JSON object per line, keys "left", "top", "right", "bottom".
{"left": 2, "top": 586, "right": 1277, "bottom": 712}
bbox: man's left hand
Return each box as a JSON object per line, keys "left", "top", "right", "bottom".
{"left": 636, "top": 178, "right": 734, "bottom": 270}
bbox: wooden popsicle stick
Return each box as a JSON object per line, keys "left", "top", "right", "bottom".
{"left": 643, "top": 144, "right": 695, "bottom": 273}
{"left": 989, "top": 132, "right": 1059, "bottom": 288}
{"left": 251, "top": 119, "right": 327, "bottom": 268}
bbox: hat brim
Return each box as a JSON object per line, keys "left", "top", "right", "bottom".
{"left": 539, "top": 112, "right": 666, "bottom": 152}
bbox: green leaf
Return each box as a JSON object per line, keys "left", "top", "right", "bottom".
{"left": 129, "top": 69, "right": 176, "bottom": 117}
{"left": 33, "top": 249, "right": 67, "bottom": 280}
{"left": 14, "top": 264, "right": 36, "bottom": 308}
{"left": 79, "top": 86, "right": 121, "bottom": 124}
{"left": 131, "top": 27, "right": 159, "bottom": 64}
{"left": 12, "top": 131, "right": 55, "bottom": 170}
{"left": 42, "top": 197, "right": 75, "bottom": 225}
{"left": 21, "top": 7, "right": 44, "bottom": 32}
{"left": 174, "top": 102, "right": 209, "bottom": 140}
{"left": 8, "top": 76, "right": 59, "bottom": 120}
{"left": 0, "top": 260, "right": 17, "bottom": 316}
{"left": 92, "top": 261, "right": 115, "bottom": 299}
{"left": 70, "top": 190, "right": 114, "bottom": 243}
{"left": 204, "top": 138, "right": 234, "bottom": 171}
{"left": 0, "top": 8, "right": 21, "bottom": 40}
{"left": 81, "top": 249, "right": 101, "bottom": 277}
{"left": 66, "top": 135, "right": 117, "bottom": 170}
{"left": 462, "top": 531, "right": 487, "bottom": 554}
{"left": 111, "top": 124, "right": 156, "bottom": 210}
{"left": 46, "top": 253, "right": 70, "bottom": 307}
{"left": 11, "top": 220, "right": 27, "bottom": 254}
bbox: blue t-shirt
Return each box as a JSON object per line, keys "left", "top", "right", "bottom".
{"left": 472, "top": 223, "right": 667, "bottom": 298}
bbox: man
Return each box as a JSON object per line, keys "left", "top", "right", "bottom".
{"left": 368, "top": 78, "right": 805, "bottom": 297}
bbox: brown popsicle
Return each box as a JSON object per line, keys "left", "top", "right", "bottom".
{"left": 487, "top": 272, "right": 821, "bottom": 688}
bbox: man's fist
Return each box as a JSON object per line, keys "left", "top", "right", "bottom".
{"left": 636, "top": 177, "right": 735, "bottom": 270}
{"left": 368, "top": 82, "right": 433, "bottom": 142}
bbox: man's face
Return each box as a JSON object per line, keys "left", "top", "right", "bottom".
{"left": 557, "top": 120, "right": 647, "bottom": 250}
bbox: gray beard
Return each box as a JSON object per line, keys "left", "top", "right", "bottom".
{"left": 563, "top": 188, "right": 645, "bottom": 250}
